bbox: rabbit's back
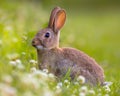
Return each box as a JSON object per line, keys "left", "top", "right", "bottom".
{"left": 61, "top": 48, "right": 104, "bottom": 85}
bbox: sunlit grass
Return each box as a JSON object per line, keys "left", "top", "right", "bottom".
{"left": 0, "top": 2, "right": 120, "bottom": 96}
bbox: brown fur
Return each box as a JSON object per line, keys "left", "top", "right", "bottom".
{"left": 32, "top": 7, "right": 104, "bottom": 85}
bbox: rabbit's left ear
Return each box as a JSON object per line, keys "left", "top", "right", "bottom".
{"left": 54, "top": 10, "right": 66, "bottom": 32}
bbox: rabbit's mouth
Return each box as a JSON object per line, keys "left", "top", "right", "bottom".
{"left": 32, "top": 38, "right": 46, "bottom": 50}
{"left": 32, "top": 38, "right": 49, "bottom": 50}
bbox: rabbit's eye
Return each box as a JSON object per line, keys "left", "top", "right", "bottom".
{"left": 45, "top": 32, "right": 50, "bottom": 38}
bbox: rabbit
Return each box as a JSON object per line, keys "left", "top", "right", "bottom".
{"left": 32, "top": 7, "right": 104, "bottom": 86}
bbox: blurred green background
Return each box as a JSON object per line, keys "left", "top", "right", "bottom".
{"left": 0, "top": 0, "right": 120, "bottom": 95}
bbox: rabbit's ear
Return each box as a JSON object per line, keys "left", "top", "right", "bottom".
{"left": 48, "top": 7, "right": 61, "bottom": 29}
{"left": 54, "top": 10, "right": 66, "bottom": 32}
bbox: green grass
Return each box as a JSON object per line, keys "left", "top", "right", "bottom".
{"left": 0, "top": 2, "right": 120, "bottom": 96}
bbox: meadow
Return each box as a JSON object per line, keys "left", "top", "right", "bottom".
{"left": 0, "top": 1, "right": 120, "bottom": 96}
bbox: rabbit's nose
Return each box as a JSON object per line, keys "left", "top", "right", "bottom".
{"left": 32, "top": 39, "right": 40, "bottom": 47}
{"left": 32, "top": 40, "right": 36, "bottom": 47}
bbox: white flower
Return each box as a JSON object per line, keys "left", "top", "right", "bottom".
{"left": 64, "top": 79, "right": 70, "bottom": 84}
{"left": 74, "top": 82, "right": 79, "bottom": 86}
{"left": 79, "top": 92, "right": 86, "bottom": 96}
{"left": 88, "top": 90, "right": 95, "bottom": 95}
{"left": 32, "top": 70, "right": 48, "bottom": 81}
{"left": 43, "top": 69, "right": 49, "bottom": 73}
{"left": 30, "top": 67, "right": 37, "bottom": 73}
{"left": 105, "top": 94, "right": 109, "bottom": 96}
{"left": 103, "top": 85, "right": 111, "bottom": 92}
{"left": 55, "top": 87, "right": 62, "bottom": 95}
{"left": 97, "top": 93, "right": 102, "bottom": 96}
{"left": 9, "top": 61, "right": 16, "bottom": 66}
{"left": 17, "top": 63, "right": 25, "bottom": 70}
{"left": 9, "top": 59, "right": 24, "bottom": 70}
{"left": 56, "top": 82, "right": 62, "bottom": 89}
{"left": 57, "top": 82, "right": 62, "bottom": 87}
{"left": 77, "top": 75, "right": 85, "bottom": 84}
{"left": 33, "top": 70, "right": 48, "bottom": 77}
{"left": 0, "top": 83, "right": 17, "bottom": 96}
{"left": 104, "top": 81, "right": 113, "bottom": 86}
{"left": 80, "top": 86, "right": 88, "bottom": 93}
{"left": 56, "top": 85, "right": 61, "bottom": 89}
{"left": 15, "top": 59, "right": 24, "bottom": 70}
{"left": 21, "top": 74, "right": 39, "bottom": 89}
{"left": 43, "top": 89, "right": 53, "bottom": 96}
{"left": 7, "top": 53, "right": 19, "bottom": 60}
{"left": 64, "top": 79, "right": 70, "bottom": 88}
{"left": 48, "top": 73, "right": 55, "bottom": 78}
{"left": 29, "top": 59, "right": 37, "bottom": 64}
{"left": 2, "top": 75, "right": 13, "bottom": 84}
{"left": 16, "top": 59, "right": 22, "bottom": 65}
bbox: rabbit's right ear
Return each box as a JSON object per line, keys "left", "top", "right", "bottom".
{"left": 54, "top": 10, "right": 66, "bottom": 32}
{"left": 48, "top": 7, "right": 61, "bottom": 29}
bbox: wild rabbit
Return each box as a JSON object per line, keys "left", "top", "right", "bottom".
{"left": 32, "top": 7, "right": 104, "bottom": 85}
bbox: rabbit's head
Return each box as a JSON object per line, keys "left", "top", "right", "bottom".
{"left": 32, "top": 7, "right": 66, "bottom": 50}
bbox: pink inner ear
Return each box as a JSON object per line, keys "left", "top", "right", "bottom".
{"left": 55, "top": 10, "right": 66, "bottom": 31}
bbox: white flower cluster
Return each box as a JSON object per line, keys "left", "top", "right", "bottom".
{"left": 78, "top": 86, "right": 95, "bottom": 96}
{"left": 0, "top": 83, "right": 17, "bottom": 96}
{"left": 0, "top": 66, "right": 56, "bottom": 96}
{"left": 29, "top": 59, "right": 37, "bottom": 65}
{"left": 9, "top": 59, "right": 25, "bottom": 70}
{"left": 55, "top": 76, "right": 95, "bottom": 96}
{"left": 103, "top": 81, "right": 113, "bottom": 93}
{"left": 2, "top": 58, "right": 113, "bottom": 96}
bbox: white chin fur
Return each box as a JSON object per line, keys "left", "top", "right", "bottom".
{"left": 36, "top": 45, "right": 49, "bottom": 50}
{"left": 36, "top": 45, "right": 44, "bottom": 50}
